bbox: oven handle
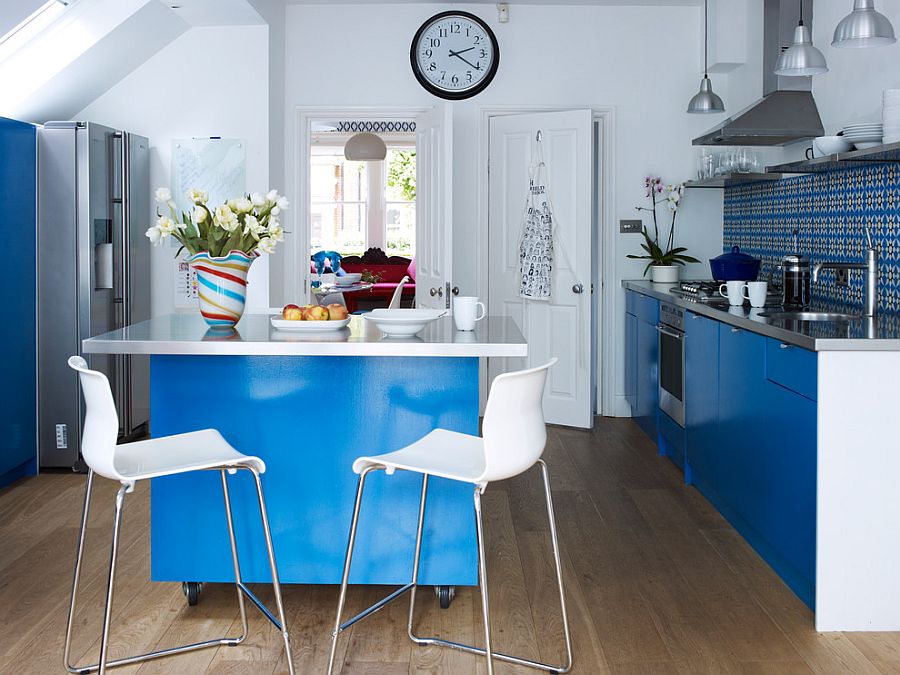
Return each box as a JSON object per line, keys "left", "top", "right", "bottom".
{"left": 656, "top": 325, "right": 684, "bottom": 340}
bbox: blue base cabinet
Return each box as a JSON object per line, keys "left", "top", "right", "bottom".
{"left": 629, "top": 292, "right": 817, "bottom": 609}
{"left": 625, "top": 290, "right": 659, "bottom": 441}
{"left": 0, "top": 117, "right": 37, "bottom": 487}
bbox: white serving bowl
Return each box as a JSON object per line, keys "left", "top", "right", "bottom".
{"left": 813, "top": 136, "right": 852, "bottom": 156}
{"left": 335, "top": 273, "right": 362, "bottom": 287}
{"left": 361, "top": 308, "right": 447, "bottom": 337}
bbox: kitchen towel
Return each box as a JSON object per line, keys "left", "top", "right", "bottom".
{"left": 518, "top": 139, "right": 554, "bottom": 300}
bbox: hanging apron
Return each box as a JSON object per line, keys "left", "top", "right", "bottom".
{"left": 518, "top": 141, "right": 554, "bottom": 301}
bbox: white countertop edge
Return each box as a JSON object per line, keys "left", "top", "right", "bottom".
{"left": 81, "top": 340, "right": 528, "bottom": 358}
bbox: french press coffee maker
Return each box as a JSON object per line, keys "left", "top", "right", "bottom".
{"left": 780, "top": 229, "right": 810, "bottom": 308}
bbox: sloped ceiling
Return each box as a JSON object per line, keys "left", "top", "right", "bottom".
{"left": 0, "top": 0, "right": 265, "bottom": 124}
{"left": 0, "top": 0, "right": 52, "bottom": 38}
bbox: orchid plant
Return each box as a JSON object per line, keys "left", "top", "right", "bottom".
{"left": 627, "top": 176, "right": 699, "bottom": 275}
{"left": 146, "top": 187, "right": 287, "bottom": 257}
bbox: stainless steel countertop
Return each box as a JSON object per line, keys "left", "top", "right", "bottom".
{"left": 624, "top": 280, "right": 900, "bottom": 352}
{"left": 82, "top": 313, "right": 528, "bottom": 357}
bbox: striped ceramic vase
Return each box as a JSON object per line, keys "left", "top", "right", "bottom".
{"left": 187, "top": 250, "right": 257, "bottom": 328}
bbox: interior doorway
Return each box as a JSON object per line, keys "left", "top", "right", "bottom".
{"left": 292, "top": 108, "right": 428, "bottom": 309}
{"left": 478, "top": 106, "right": 614, "bottom": 427}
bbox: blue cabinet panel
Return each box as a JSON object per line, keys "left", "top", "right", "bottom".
{"left": 0, "top": 117, "right": 37, "bottom": 484}
{"left": 634, "top": 303, "right": 659, "bottom": 441}
{"left": 684, "top": 312, "right": 719, "bottom": 485}
{"left": 766, "top": 339, "right": 817, "bottom": 400}
{"left": 633, "top": 292, "right": 660, "bottom": 325}
{"left": 624, "top": 311, "right": 637, "bottom": 412}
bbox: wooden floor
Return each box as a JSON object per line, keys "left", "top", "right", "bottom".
{"left": 3, "top": 419, "right": 900, "bottom": 674}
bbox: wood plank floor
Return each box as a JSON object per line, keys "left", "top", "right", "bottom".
{"left": 2, "top": 418, "right": 899, "bottom": 674}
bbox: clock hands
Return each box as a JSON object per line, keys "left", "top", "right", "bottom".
{"left": 448, "top": 47, "right": 481, "bottom": 70}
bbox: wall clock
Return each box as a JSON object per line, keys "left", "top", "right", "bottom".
{"left": 410, "top": 11, "right": 499, "bottom": 101}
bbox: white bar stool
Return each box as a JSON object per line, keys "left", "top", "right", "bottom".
{"left": 327, "top": 358, "right": 572, "bottom": 675}
{"left": 63, "top": 356, "right": 294, "bottom": 675}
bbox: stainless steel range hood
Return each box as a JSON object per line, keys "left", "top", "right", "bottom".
{"left": 693, "top": 0, "right": 824, "bottom": 146}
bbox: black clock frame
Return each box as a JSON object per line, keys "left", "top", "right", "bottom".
{"left": 409, "top": 10, "right": 500, "bottom": 101}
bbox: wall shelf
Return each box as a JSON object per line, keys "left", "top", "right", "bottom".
{"left": 767, "top": 140, "right": 900, "bottom": 174}
{"left": 684, "top": 172, "right": 784, "bottom": 189}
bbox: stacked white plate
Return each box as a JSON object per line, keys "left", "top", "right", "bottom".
{"left": 883, "top": 89, "right": 900, "bottom": 144}
{"left": 841, "top": 122, "right": 883, "bottom": 150}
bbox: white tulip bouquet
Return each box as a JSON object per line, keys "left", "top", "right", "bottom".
{"left": 147, "top": 187, "right": 288, "bottom": 257}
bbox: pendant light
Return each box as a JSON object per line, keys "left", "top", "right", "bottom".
{"left": 833, "top": 0, "right": 896, "bottom": 48}
{"left": 687, "top": 0, "right": 725, "bottom": 114}
{"left": 774, "top": 0, "right": 828, "bottom": 76}
{"left": 344, "top": 132, "right": 386, "bottom": 161}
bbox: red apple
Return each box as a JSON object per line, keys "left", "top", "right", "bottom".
{"left": 326, "top": 303, "right": 348, "bottom": 320}
{"left": 283, "top": 306, "right": 304, "bottom": 321}
{"left": 306, "top": 305, "right": 330, "bottom": 321}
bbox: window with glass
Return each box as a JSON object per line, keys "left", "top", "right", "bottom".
{"left": 309, "top": 139, "right": 416, "bottom": 258}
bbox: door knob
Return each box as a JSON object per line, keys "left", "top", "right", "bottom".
{"left": 451, "top": 286, "right": 459, "bottom": 295}
{"left": 430, "top": 287, "right": 443, "bottom": 297}
{"left": 430, "top": 287, "right": 437, "bottom": 296}
{"left": 572, "top": 283, "right": 584, "bottom": 294}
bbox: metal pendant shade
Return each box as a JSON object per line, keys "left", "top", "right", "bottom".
{"left": 775, "top": 1, "right": 828, "bottom": 76}
{"left": 687, "top": 0, "right": 725, "bottom": 114}
{"left": 833, "top": 0, "right": 896, "bottom": 48}
{"left": 344, "top": 132, "right": 386, "bottom": 161}
{"left": 687, "top": 76, "right": 725, "bottom": 114}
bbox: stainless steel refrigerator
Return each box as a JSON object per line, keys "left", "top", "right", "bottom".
{"left": 38, "top": 122, "right": 150, "bottom": 469}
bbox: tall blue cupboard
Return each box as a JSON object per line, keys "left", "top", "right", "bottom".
{"left": 0, "top": 117, "right": 37, "bottom": 487}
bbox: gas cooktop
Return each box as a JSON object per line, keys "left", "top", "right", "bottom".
{"left": 668, "top": 280, "right": 723, "bottom": 302}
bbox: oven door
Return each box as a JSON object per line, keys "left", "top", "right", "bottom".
{"left": 657, "top": 324, "right": 685, "bottom": 427}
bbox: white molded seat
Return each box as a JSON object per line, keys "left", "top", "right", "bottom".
{"left": 328, "top": 358, "right": 573, "bottom": 675}
{"left": 114, "top": 429, "right": 265, "bottom": 481}
{"left": 352, "top": 429, "right": 484, "bottom": 483}
{"left": 64, "top": 356, "right": 294, "bottom": 675}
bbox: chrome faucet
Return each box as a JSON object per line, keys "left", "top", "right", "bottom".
{"left": 811, "top": 226, "right": 879, "bottom": 317}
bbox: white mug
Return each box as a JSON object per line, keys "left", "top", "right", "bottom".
{"left": 719, "top": 281, "right": 747, "bottom": 307}
{"left": 742, "top": 281, "right": 768, "bottom": 308}
{"left": 453, "top": 296, "right": 486, "bottom": 331}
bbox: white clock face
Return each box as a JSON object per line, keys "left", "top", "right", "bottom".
{"left": 412, "top": 13, "right": 497, "bottom": 98}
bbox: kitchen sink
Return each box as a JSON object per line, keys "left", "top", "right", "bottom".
{"left": 757, "top": 310, "right": 860, "bottom": 322}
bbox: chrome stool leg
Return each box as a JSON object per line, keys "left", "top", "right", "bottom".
{"left": 97, "top": 485, "right": 129, "bottom": 674}
{"left": 249, "top": 468, "right": 295, "bottom": 675}
{"left": 220, "top": 469, "right": 249, "bottom": 644}
{"left": 406, "top": 474, "right": 429, "bottom": 640}
{"left": 327, "top": 466, "right": 376, "bottom": 675}
{"left": 64, "top": 469, "right": 95, "bottom": 673}
{"left": 64, "top": 465, "right": 294, "bottom": 675}
{"left": 407, "top": 462, "right": 574, "bottom": 673}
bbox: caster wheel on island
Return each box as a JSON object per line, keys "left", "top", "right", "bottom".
{"left": 434, "top": 585, "right": 456, "bottom": 609}
{"left": 182, "top": 581, "right": 203, "bottom": 606}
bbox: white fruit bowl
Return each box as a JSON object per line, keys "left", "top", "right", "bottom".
{"left": 335, "top": 273, "right": 362, "bottom": 287}
{"left": 361, "top": 308, "right": 447, "bottom": 337}
{"left": 270, "top": 316, "right": 351, "bottom": 331}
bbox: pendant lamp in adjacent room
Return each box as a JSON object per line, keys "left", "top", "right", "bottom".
{"left": 774, "top": 0, "right": 828, "bottom": 76}
{"left": 832, "top": 0, "right": 896, "bottom": 48}
{"left": 687, "top": 0, "right": 725, "bottom": 114}
{"left": 344, "top": 132, "right": 386, "bottom": 161}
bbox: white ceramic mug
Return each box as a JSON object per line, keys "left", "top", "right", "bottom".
{"left": 742, "top": 280, "right": 768, "bottom": 308}
{"left": 453, "top": 296, "right": 486, "bottom": 331}
{"left": 719, "top": 280, "right": 747, "bottom": 307}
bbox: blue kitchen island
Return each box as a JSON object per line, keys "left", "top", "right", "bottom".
{"left": 82, "top": 313, "right": 527, "bottom": 594}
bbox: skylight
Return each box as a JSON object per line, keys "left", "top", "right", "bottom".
{"left": 0, "top": 1, "right": 71, "bottom": 63}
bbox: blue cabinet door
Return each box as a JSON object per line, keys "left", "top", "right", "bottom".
{"left": 759, "top": 378, "right": 816, "bottom": 606}
{"left": 0, "top": 117, "right": 37, "bottom": 483}
{"left": 684, "top": 312, "right": 719, "bottom": 484}
{"left": 634, "top": 309, "right": 659, "bottom": 441}
{"left": 624, "top": 310, "right": 637, "bottom": 413}
{"left": 716, "top": 324, "right": 767, "bottom": 525}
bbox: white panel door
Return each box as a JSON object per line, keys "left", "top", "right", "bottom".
{"left": 488, "top": 110, "right": 593, "bottom": 428}
{"left": 415, "top": 104, "right": 453, "bottom": 310}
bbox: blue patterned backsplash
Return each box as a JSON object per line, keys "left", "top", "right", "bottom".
{"left": 723, "top": 163, "right": 900, "bottom": 312}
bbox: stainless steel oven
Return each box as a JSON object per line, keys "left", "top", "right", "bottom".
{"left": 657, "top": 302, "right": 685, "bottom": 427}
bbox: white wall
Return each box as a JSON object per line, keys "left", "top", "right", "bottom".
{"left": 76, "top": 24, "right": 271, "bottom": 317}
{"left": 812, "top": 0, "right": 900, "bottom": 134}
{"left": 283, "top": 3, "right": 729, "bottom": 414}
